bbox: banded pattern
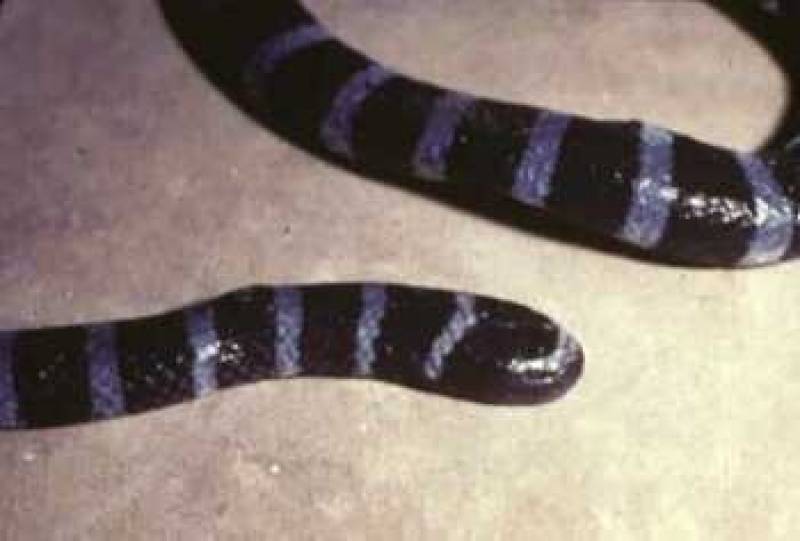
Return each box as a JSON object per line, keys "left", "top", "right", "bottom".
{"left": 160, "top": 0, "right": 800, "bottom": 267}
{"left": 0, "top": 284, "right": 583, "bottom": 430}
{"left": 85, "top": 324, "right": 125, "bottom": 419}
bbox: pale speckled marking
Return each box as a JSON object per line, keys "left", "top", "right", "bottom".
{"left": 321, "top": 64, "right": 395, "bottom": 158}
{"left": 736, "top": 153, "right": 795, "bottom": 266}
{"left": 354, "top": 285, "right": 388, "bottom": 376}
{"left": 185, "top": 305, "right": 220, "bottom": 397}
{"left": 508, "top": 330, "right": 579, "bottom": 385}
{"left": 85, "top": 324, "right": 125, "bottom": 419}
{"left": 248, "top": 23, "right": 331, "bottom": 78}
{"left": 423, "top": 294, "right": 478, "bottom": 381}
{"left": 412, "top": 92, "right": 475, "bottom": 181}
{"left": 275, "top": 287, "right": 303, "bottom": 377}
{"left": 511, "top": 111, "right": 573, "bottom": 206}
{"left": 618, "top": 124, "right": 676, "bottom": 249}
{"left": 0, "top": 331, "right": 18, "bottom": 429}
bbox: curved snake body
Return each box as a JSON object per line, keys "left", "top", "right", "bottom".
{"left": 162, "top": 0, "right": 800, "bottom": 267}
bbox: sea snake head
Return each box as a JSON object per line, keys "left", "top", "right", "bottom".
{"left": 431, "top": 298, "right": 584, "bottom": 406}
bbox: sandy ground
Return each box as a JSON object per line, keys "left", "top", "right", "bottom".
{"left": 1, "top": 1, "right": 798, "bottom": 539}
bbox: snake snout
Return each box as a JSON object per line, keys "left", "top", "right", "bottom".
{"left": 435, "top": 299, "right": 584, "bottom": 405}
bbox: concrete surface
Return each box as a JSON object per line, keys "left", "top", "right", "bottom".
{"left": 0, "top": 0, "right": 798, "bottom": 539}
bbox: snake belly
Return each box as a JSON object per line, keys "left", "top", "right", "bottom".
{"left": 0, "top": 284, "right": 582, "bottom": 429}
{"left": 160, "top": 0, "right": 800, "bottom": 267}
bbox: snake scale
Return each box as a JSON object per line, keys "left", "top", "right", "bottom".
{"left": 1, "top": 0, "right": 797, "bottom": 429}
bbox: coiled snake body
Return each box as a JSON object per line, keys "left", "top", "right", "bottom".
{"left": 2, "top": 0, "right": 798, "bottom": 428}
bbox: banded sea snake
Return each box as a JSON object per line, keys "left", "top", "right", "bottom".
{"left": 2, "top": 0, "right": 797, "bottom": 428}
{"left": 0, "top": 285, "right": 582, "bottom": 429}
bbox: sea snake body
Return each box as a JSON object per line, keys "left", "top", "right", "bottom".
{"left": 161, "top": 0, "right": 800, "bottom": 268}
{"left": 0, "top": 285, "right": 582, "bottom": 429}
{"left": 2, "top": 1, "right": 795, "bottom": 428}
